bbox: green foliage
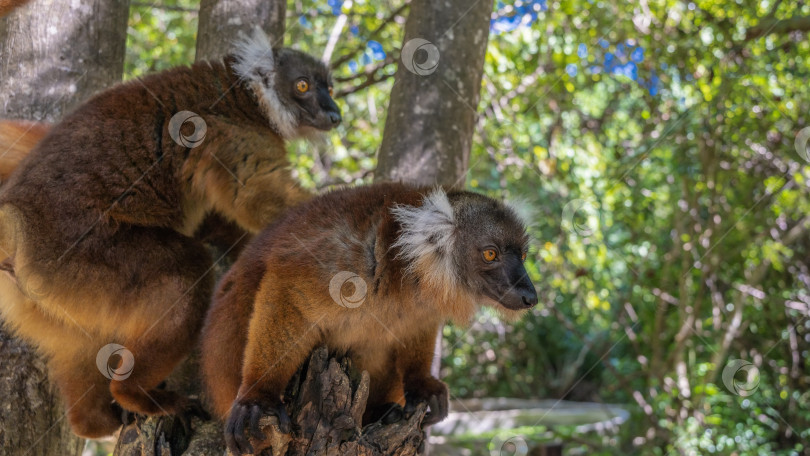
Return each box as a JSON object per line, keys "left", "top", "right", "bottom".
{"left": 125, "top": 0, "right": 198, "bottom": 77}
{"left": 123, "top": 1, "right": 810, "bottom": 453}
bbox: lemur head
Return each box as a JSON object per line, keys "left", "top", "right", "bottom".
{"left": 392, "top": 189, "right": 538, "bottom": 318}
{"left": 231, "top": 28, "right": 341, "bottom": 139}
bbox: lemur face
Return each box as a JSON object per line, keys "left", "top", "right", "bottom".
{"left": 272, "top": 49, "right": 341, "bottom": 131}
{"left": 451, "top": 193, "right": 538, "bottom": 311}
{"left": 391, "top": 189, "right": 538, "bottom": 314}
{"left": 231, "top": 29, "right": 341, "bottom": 139}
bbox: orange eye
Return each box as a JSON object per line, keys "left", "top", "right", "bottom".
{"left": 296, "top": 80, "right": 309, "bottom": 93}
{"left": 328, "top": 87, "right": 334, "bottom": 97}
{"left": 482, "top": 249, "right": 497, "bottom": 262}
{"left": 521, "top": 252, "right": 527, "bottom": 262}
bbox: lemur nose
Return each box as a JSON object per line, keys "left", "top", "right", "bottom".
{"left": 328, "top": 112, "right": 342, "bottom": 126}
{"left": 521, "top": 293, "right": 538, "bottom": 308}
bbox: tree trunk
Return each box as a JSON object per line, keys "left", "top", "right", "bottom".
{"left": 0, "top": 1, "right": 130, "bottom": 455}
{"left": 0, "top": 0, "right": 130, "bottom": 121}
{"left": 196, "top": 0, "right": 287, "bottom": 61}
{"left": 375, "top": 0, "right": 493, "bottom": 187}
{"left": 372, "top": 3, "right": 492, "bottom": 453}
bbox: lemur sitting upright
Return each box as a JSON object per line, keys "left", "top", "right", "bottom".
{"left": 200, "top": 182, "right": 538, "bottom": 456}
{"left": 0, "top": 27, "right": 340, "bottom": 438}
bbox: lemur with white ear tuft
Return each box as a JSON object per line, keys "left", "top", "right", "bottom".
{"left": 200, "top": 182, "right": 538, "bottom": 456}
{"left": 0, "top": 28, "right": 340, "bottom": 438}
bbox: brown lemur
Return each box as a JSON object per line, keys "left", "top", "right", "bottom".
{"left": 200, "top": 182, "right": 539, "bottom": 456}
{"left": 0, "top": 27, "right": 341, "bottom": 438}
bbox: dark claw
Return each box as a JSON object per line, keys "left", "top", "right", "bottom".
{"left": 404, "top": 379, "right": 450, "bottom": 428}
{"left": 225, "top": 400, "right": 290, "bottom": 455}
{"left": 234, "top": 408, "right": 251, "bottom": 455}
{"left": 423, "top": 394, "right": 446, "bottom": 426}
{"left": 276, "top": 406, "right": 292, "bottom": 434}
{"left": 249, "top": 405, "right": 265, "bottom": 441}
{"left": 225, "top": 403, "right": 254, "bottom": 456}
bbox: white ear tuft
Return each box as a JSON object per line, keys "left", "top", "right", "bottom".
{"left": 230, "top": 27, "right": 298, "bottom": 140}
{"left": 232, "top": 26, "right": 275, "bottom": 81}
{"left": 391, "top": 188, "right": 458, "bottom": 291}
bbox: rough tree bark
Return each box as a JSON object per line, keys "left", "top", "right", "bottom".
{"left": 0, "top": 1, "right": 130, "bottom": 455}
{"left": 375, "top": 0, "right": 493, "bottom": 188}
{"left": 116, "top": 347, "right": 430, "bottom": 456}
{"left": 196, "top": 0, "right": 287, "bottom": 61}
{"left": 0, "top": 0, "right": 130, "bottom": 120}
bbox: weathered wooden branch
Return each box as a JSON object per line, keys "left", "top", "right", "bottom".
{"left": 113, "top": 347, "right": 428, "bottom": 456}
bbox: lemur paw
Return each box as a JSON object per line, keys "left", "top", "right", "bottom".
{"left": 404, "top": 377, "right": 449, "bottom": 427}
{"left": 225, "top": 400, "right": 291, "bottom": 456}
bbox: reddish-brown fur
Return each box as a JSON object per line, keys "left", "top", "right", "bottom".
{"left": 0, "top": 120, "right": 252, "bottom": 263}
{"left": 0, "top": 0, "right": 28, "bottom": 16}
{"left": 202, "top": 183, "right": 524, "bottom": 454}
{"left": 0, "top": 56, "right": 313, "bottom": 438}
{"left": 0, "top": 120, "right": 49, "bottom": 183}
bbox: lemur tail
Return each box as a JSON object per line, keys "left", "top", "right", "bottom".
{"left": 0, "top": 120, "right": 48, "bottom": 184}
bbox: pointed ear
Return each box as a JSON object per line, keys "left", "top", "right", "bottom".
{"left": 231, "top": 26, "right": 275, "bottom": 82}
{"left": 390, "top": 188, "right": 458, "bottom": 288}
